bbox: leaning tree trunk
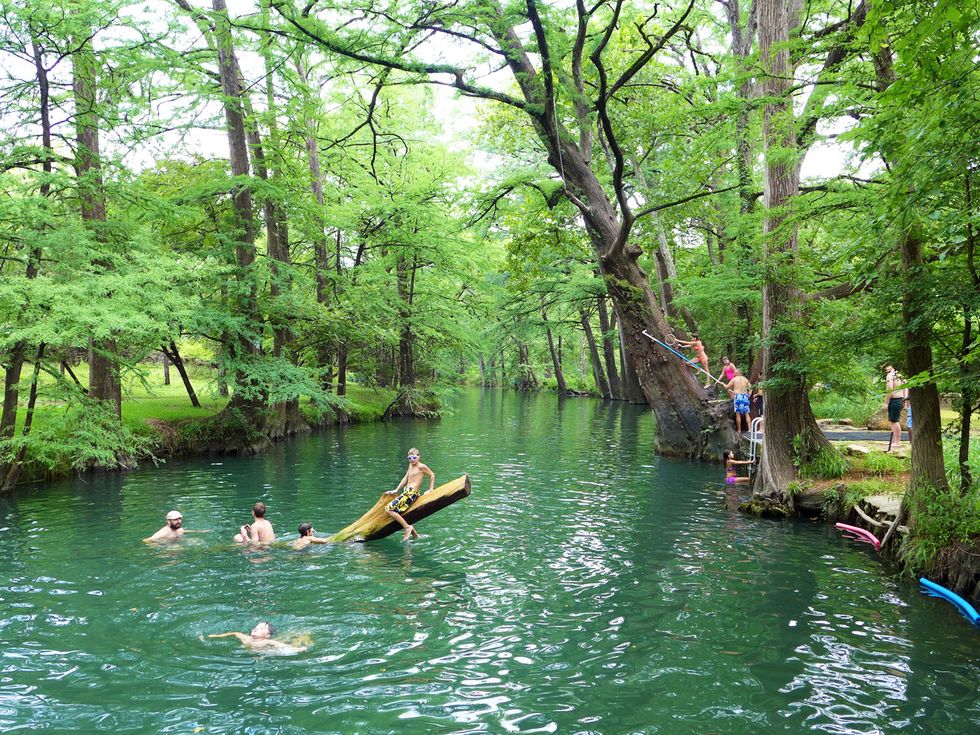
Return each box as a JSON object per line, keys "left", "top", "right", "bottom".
{"left": 752, "top": 0, "right": 830, "bottom": 507}
{"left": 73, "top": 26, "right": 120, "bottom": 417}
{"left": 161, "top": 341, "right": 201, "bottom": 408}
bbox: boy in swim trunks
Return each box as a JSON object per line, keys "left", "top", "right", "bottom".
{"left": 385, "top": 447, "right": 435, "bottom": 540}
{"left": 724, "top": 368, "right": 752, "bottom": 433}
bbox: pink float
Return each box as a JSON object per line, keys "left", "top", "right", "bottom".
{"left": 835, "top": 523, "right": 881, "bottom": 551}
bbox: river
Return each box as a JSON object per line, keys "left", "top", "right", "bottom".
{"left": 0, "top": 389, "right": 977, "bottom": 734}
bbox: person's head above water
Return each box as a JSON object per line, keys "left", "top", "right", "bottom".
{"left": 252, "top": 502, "right": 266, "bottom": 518}
{"left": 250, "top": 621, "right": 273, "bottom": 639}
{"left": 297, "top": 522, "right": 313, "bottom": 537}
{"left": 166, "top": 510, "right": 182, "bottom": 527}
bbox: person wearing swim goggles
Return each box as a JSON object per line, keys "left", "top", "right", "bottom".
{"left": 384, "top": 447, "right": 436, "bottom": 540}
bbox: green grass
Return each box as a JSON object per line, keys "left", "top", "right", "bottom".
{"left": 3, "top": 359, "right": 401, "bottom": 484}
{"left": 810, "top": 392, "right": 879, "bottom": 425}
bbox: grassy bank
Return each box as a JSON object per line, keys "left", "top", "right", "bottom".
{"left": 5, "top": 361, "right": 397, "bottom": 485}
{"left": 796, "top": 439, "right": 980, "bottom": 600}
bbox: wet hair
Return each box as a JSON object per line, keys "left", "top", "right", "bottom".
{"left": 298, "top": 522, "right": 313, "bottom": 537}
{"left": 723, "top": 450, "right": 734, "bottom": 463}
{"left": 252, "top": 621, "right": 274, "bottom": 637}
{"left": 408, "top": 447, "right": 420, "bottom": 456}
{"left": 252, "top": 502, "right": 266, "bottom": 518}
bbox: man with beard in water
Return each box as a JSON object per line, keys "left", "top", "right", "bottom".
{"left": 144, "top": 510, "right": 210, "bottom": 542}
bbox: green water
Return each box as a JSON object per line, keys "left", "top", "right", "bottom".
{"left": 0, "top": 390, "right": 977, "bottom": 734}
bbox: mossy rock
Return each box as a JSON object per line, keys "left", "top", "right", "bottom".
{"left": 739, "top": 497, "right": 795, "bottom": 519}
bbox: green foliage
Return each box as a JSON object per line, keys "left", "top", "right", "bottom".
{"left": 0, "top": 398, "right": 155, "bottom": 479}
{"left": 904, "top": 487, "right": 980, "bottom": 570}
{"left": 842, "top": 479, "right": 898, "bottom": 509}
{"left": 796, "top": 443, "right": 848, "bottom": 480}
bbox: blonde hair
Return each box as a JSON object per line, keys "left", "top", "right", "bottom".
{"left": 408, "top": 447, "right": 420, "bottom": 456}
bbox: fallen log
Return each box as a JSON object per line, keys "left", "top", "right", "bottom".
{"left": 328, "top": 474, "right": 471, "bottom": 542}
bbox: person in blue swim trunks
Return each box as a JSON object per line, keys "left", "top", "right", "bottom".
{"left": 385, "top": 447, "right": 435, "bottom": 541}
{"left": 724, "top": 369, "right": 752, "bottom": 433}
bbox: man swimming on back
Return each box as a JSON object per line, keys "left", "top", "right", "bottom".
{"left": 208, "top": 622, "right": 308, "bottom": 654}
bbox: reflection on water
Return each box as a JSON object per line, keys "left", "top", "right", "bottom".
{"left": 0, "top": 389, "right": 977, "bottom": 734}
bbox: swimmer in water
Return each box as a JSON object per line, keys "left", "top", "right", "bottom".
{"left": 144, "top": 510, "right": 211, "bottom": 543}
{"left": 723, "top": 450, "right": 753, "bottom": 484}
{"left": 233, "top": 501, "right": 275, "bottom": 545}
{"left": 291, "top": 522, "right": 330, "bottom": 550}
{"left": 208, "top": 622, "right": 308, "bottom": 654}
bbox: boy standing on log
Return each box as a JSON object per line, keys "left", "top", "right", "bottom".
{"left": 385, "top": 448, "right": 435, "bottom": 541}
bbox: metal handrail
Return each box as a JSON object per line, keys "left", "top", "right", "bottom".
{"left": 748, "top": 417, "right": 765, "bottom": 464}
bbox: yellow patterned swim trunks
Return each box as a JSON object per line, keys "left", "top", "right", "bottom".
{"left": 386, "top": 486, "right": 419, "bottom": 514}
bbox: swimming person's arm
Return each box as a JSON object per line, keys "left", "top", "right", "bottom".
{"left": 208, "top": 632, "right": 248, "bottom": 643}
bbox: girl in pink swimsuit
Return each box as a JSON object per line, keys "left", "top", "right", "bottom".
{"left": 724, "top": 451, "right": 752, "bottom": 484}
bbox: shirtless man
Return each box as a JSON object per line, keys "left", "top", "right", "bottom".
{"left": 676, "top": 333, "right": 712, "bottom": 388}
{"left": 291, "top": 522, "right": 330, "bottom": 550}
{"left": 384, "top": 447, "right": 435, "bottom": 540}
{"left": 724, "top": 368, "right": 752, "bottom": 433}
{"left": 883, "top": 364, "right": 908, "bottom": 452}
{"left": 234, "top": 502, "right": 275, "bottom": 545}
{"left": 208, "top": 622, "right": 308, "bottom": 654}
{"left": 144, "top": 510, "right": 186, "bottom": 542}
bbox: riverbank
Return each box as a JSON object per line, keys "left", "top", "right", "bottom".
{"left": 4, "top": 361, "right": 404, "bottom": 488}
{"left": 779, "top": 435, "right": 980, "bottom": 612}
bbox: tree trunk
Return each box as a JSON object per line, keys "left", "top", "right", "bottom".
{"left": 161, "top": 341, "right": 201, "bottom": 408}
{"left": 73, "top": 26, "right": 120, "bottom": 417}
{"left": 901, "top": 231, "right": 948, "bottom": 492}
{"left": 957, "top": 305, "right": 973, "bottom": 495}
{"left": 541, "top": 304, "right": 568, "bottom": 394}
{"left": 580, "top": 310, "right": 610, "bottom": 399}
{"left": 597, "top": 296, "right": 621, "bottom": 399}
{"left": 753, "top": 0, "right": 830, "bottom": 505}
{"left": 724, "top": 0, "right": 758, "bottom": 215}
{"left": 871, "top": 44, "right": 948, "bottom": 495}
{"left": 959, "top": 173, "right": 978, "bottom": 495}
{"left": 515, "top": 343, "right": 537, "bottom": 391}
{"left": 1, "top": 343, "right": 44, "bottom": 493}
{"left": 396, "top": 256, "right": 416, "bottom": 388}
{"left": 2, "top": 40, "right": 50, "bottom": 441}
{"left": 212, "top": 0, "right": 263, "bottom": 417}
{"left": 618, "top": 318, "right": 645, "bottom": 403}
{"left": 162, "top": 351, "right": 171, "bottom": 386}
